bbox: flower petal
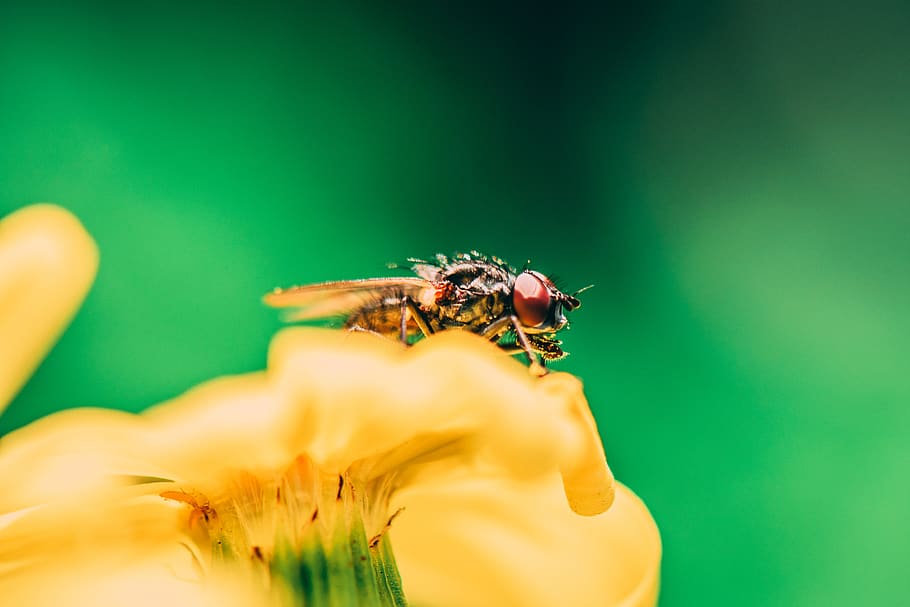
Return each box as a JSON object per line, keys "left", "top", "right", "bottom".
{"left": 392, "top": 477, "right": 661, "bottom": 607}
{"left": 268, "top": 328, "right": 615, "bottom": 516}
{"left": 0, "top": 476, "right": 267, "bottom": 606}
{"left": 2, "top": 328, "right": 614, "bottom": 516}
{"left": 0, "top": 204, "right": 98, "bottom": 415}
{"left": 0, "top": 375, "right": 275, "bottom": 513}
{"left": 0, "top": 326, "right": 657, "bottom": 606}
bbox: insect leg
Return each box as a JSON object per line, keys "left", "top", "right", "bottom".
{"left": 481, "top": 316, "right": 542, "bottom": 367}
{"left": 405, "top": 299, "right": 435, "bottom": 338}
{"left": 480, "top": 315, "right": 513, "bottom": 340}
{"left": 509, "top": 315, "right": 547, "bottom": 375}
{"left": 399, "top": 296, "right": 408, "bottom": 344}
{"left": 398, "top": 295, "right": 435, "bottom": 344}
{"left": 347, "top": 325, "right": 386, "bottom": 338}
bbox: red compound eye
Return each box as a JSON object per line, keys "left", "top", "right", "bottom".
{"left": 513, "top": 271, "right": 551, "bottom": 327}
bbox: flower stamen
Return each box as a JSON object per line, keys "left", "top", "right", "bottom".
{"left": 368, "top": 507, "right": 405, "bottom": 550}
{"left": 153, "top": 454, "right": 408, "bottom": 605}
{"left": 160, "top": 490, "right": 217, "bottom": 530}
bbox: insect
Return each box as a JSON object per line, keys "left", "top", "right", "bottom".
{"left": 263, "top": 251, "right": 587, "bottom": 370}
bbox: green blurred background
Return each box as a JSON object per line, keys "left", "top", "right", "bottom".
{"left": 2, "top": 2, "right": 908, "bottom": 605}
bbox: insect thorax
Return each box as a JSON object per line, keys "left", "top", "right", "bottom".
{"left": 436, "top": 289, "right": 510, "bottom": 330}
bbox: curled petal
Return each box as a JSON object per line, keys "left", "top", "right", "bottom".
{"left": 0, "top": 204, "right": 98, "bottom": 414}
{"left": 268, "top": 328, "right": 615, "bottom": 516}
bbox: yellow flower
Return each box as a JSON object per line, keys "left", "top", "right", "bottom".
{"left": 0, "top": 204, "right": 661, "bottom": 607}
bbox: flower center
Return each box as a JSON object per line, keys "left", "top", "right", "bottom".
{"left": 160, "top": 455, "right": 406, "bottom": 606}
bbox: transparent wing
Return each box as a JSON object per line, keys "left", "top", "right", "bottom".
{"left": 262, "top": 277, "right": 434, "bottom": 322}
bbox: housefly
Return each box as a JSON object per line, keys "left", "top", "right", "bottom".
{"left": 263, "top": 251, "right": 586, "bottom": 370}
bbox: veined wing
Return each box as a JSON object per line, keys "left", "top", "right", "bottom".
{"left": 263, "top": 277, "right": 435, "bottom": 321}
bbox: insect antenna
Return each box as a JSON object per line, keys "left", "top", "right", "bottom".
{"left": 571, "top": 284, "right": 595, "bottom": 297}
{"left": 387, "top": 257, "right": 421, "bottom": 270}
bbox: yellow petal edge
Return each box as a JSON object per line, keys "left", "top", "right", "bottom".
{"left": 0, "top": 204, "right": 98, "bottom": 414}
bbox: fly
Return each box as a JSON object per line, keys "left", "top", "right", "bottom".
{"left": 263, "top": 251, "right": 587, "bottom": 371}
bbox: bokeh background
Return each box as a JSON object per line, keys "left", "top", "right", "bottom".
{"left": 2, "top": 2, "right": 908, "bottom": 605}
